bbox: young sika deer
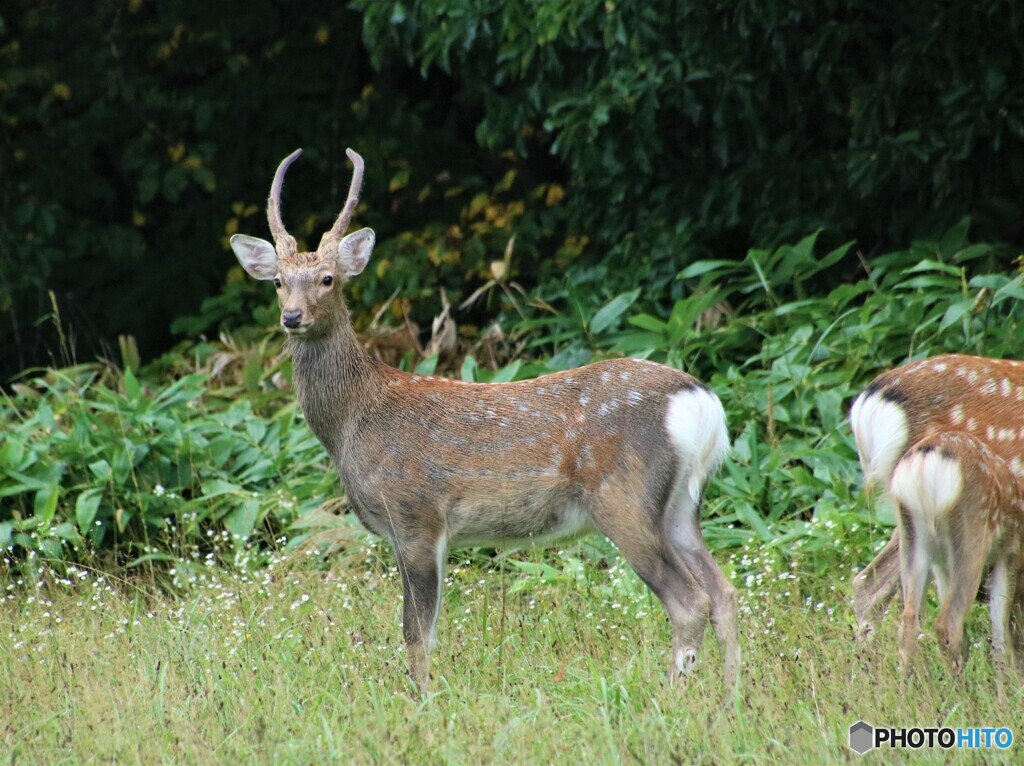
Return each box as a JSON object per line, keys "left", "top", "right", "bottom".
{"left": 230, "top": 149, "right": 740, "bottom": 692}
{"left": 850, "top": 354, "right": 1024, "bottom": 639}
{"left": 889, "top": 431, "right": 1024, "bottom": 698}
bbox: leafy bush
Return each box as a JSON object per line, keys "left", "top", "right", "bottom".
{"left": 3, "top": 223, "right": 1022, "bottom": 575}
{"left": 0, "top": 363, "right": 336, "bottom": 568}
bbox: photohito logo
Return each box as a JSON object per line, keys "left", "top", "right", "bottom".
{"left": 849, "top": 721, "right": 1013, "bottom": 754}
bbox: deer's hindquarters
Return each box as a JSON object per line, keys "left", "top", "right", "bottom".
{"left": 889, "top": 433, "right": 1022, "bottom": 679}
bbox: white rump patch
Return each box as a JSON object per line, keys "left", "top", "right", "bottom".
{"left": 664, "top": 388, "right": 730, "bottom": 502}
{"left": 849, "top": 391, "right": 909, "bottom": 487}
{"left": 890, "top": 447, "right": 963, "bottom": 537}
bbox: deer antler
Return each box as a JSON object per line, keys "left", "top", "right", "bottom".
{"left": 268, "top": 149, "right": 303, "bottom": 259}
{"left": 317, "top": 148, "right": 365, "bottom": 257}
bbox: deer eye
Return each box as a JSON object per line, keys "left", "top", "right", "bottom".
{"left": 273, "top": 277, "right": 282, "bottom": 288}
{"left": 322, "top": 275, "right": 334, "bottom": 286}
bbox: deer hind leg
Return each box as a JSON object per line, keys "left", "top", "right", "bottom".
{"left": 853, "top": 531, "right": 901, "bottom": 640}
{"left": 934, "top": 530, "right": 986, "bottom": 679}
{"left": 1011, "top": 569, "right": 1024, "bottom": 673}
{"left": 987, "top": 557, "right": 1019, "bottom": 703}
{"left": 663, "top": 482, "right": 739, "bottom": 695}
{"left": 590, "top": 491, "right": 711, "bottom": 687}
{"left": 393, "top": 532, "right": 447, "bottom": 692}
{"left": 897, "top": 504, "right": 931, "bottom": 674}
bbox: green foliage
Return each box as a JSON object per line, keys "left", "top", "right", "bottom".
{"left": 359, "top": 0, "right": 1024, "bottom": 305}
{"left": 0, "top": 364, "right": 335, "bottom": 566}
{"left": 4, "top": 223, "right": 1021, "bottom": 572}
{"left": 5, "top": 1, "right": 1024, "bottom": 389}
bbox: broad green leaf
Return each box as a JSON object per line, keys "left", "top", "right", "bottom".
{"left": 589, "top": 289, "right": 640, "bottom": 334}
{"left": 75, "top": 488, "right": 103, "bottom": 532}
{"left": 34, "top": 482, "right": 59, "bottom": 522}
{"left": 224, "top": 499, "right": 260, "bottom": 540}
{"left": 415, "top": 353, "right": 439, "bottom": 375}
{"left": 123, "top": 367, "right": 141, "bottom": 400}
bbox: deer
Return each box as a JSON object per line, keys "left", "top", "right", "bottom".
{"left": 888, "top": 431, "right": 1024, "bottom": 699}
{"left": 229, "top": 148, "right": 740, "bottom": 694}
{"left": 850, "top": 355, "right": 1024, "bottom": 653}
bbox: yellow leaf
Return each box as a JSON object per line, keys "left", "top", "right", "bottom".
{"left": 467, "top": 193, "right": 489, "bottom": 219}
{"left": 52, "top": 82, "right": 71, "bottom": 100}
{"left": 389, "top": 169, "right": 410, "bottom": 192}
{"left": 545, "top": 184, "right": 566, "bottom": 206}
{"left": 132, "top": 211, "right": 146, "bottom": 227}
{"left": 225, "top": 217, "right": 239, "bottom": 236}
{"left": 315, "top": 25, "right": 330, "bottom": 45}
{"left": 168, "top": 142, "right": 186, "bottom": 162}
{"left": 496, "top": 169, "right": 516, "bottom": 192}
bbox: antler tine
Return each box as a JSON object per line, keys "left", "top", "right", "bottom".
{"left": 317, "top": 148, "right": 365, "bottom": 256}
{"left": 267, "top": 149, "right": 303, "bottom": 258}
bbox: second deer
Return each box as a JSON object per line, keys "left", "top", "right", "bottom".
{"left": 230, "top": 148, "right": 740, "bottom": 693}
{"left": 889, "top": 431, "right": 1024, "bottom": 697}
{"left": 851, "top": 354, "right": 1024, "bottom": 635}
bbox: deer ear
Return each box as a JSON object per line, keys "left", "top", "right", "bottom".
{"left": 230, "top": 234, "right": 278, "bottom": 280}
{"left": 338, "top": 228, "right": 375, "bottom": 277}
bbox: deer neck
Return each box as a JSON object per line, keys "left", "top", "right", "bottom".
{"left": 286, "top": 319, "right": 385, "bottom": 456}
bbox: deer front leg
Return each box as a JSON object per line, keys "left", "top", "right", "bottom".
{"left": 394, "top": 533, "right": 447, "bottom": 692}
{"left": 853, "top": 531, "right": 901, "bottom": 640}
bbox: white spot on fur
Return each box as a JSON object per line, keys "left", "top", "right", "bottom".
{"left": 986, "top": 425, "right": 997, "bottom": 441}
{"left": 1002, "top": 378, "right": 1013, "bottom": 397}
{"left": 600, "top": 371, "right": 611, "bottom": 383}
{"left": 890, "top": 447, "right": 963, "bottom": 538}
{"left": 579, "top": 393, "right": 590, "bottom": 406}
{"left": 982, "top": 379, "right": 997, "bottom": 395}
{"left": 933, "top": 362, "right": 948, "bottom": 372}
{"left": 619, "top": 372, "right": 631, "bottom": 381}
{"left": 967, "top": 370, "right": 979, "bottom": 384}
{"left": 849, "top": 391, "right": 909, "bottom": 487}
{"left": 1012, "top": 458, "right": 1024, "bottom": 476}
{"left": 664, "top": 388, "right": 730, "bottom": 502}
{"left": 949, "top": 404, "right": 964, "bottom": 425}
{"left": 966, "top": 418, "right": 978, "bottom": 432}
{"left": 627, "top": 390, "right": 643, "bottom": 406}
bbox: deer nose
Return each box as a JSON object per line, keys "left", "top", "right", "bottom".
{"left": 282, "top": 310, "right": 303, "bottom": 328}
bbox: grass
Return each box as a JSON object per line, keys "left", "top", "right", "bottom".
{"left": 3, "top": 528, "right": 1022, "bottom": 765}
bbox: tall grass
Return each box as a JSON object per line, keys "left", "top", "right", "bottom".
{"left": 2, "top": 541, "right": 1019, "bottom": 763}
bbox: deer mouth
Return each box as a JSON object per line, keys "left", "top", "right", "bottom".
{"left": 283, "top": 322, "right": 313, "bottom": 335}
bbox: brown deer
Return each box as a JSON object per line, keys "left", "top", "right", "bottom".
{"left": 850, "top": 355, "right": 1024, "bottom": 639}
{"left": 229, "top": 148, "right": 740, "bottom": 693}
{"left": 888, "top": 431, "right": 1024, "bottom": 697}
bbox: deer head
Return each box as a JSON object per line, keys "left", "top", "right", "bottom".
{"left": 230, "top": 148, "right": 375, "bottom": 338}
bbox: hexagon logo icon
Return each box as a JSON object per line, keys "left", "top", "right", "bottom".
{"left": 849, "top": 720, "right": 874, "bottom": 754}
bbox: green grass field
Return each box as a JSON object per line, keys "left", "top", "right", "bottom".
{"left": 3, "top": 530, "right": 1021, "bottom": 765}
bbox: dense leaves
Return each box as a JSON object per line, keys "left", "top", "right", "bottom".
{"left": 3, "top": 224, "right": 1022, "bottom": 571}
{"left": 3, "top": 1, "right": 1024, "bottom": 383}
